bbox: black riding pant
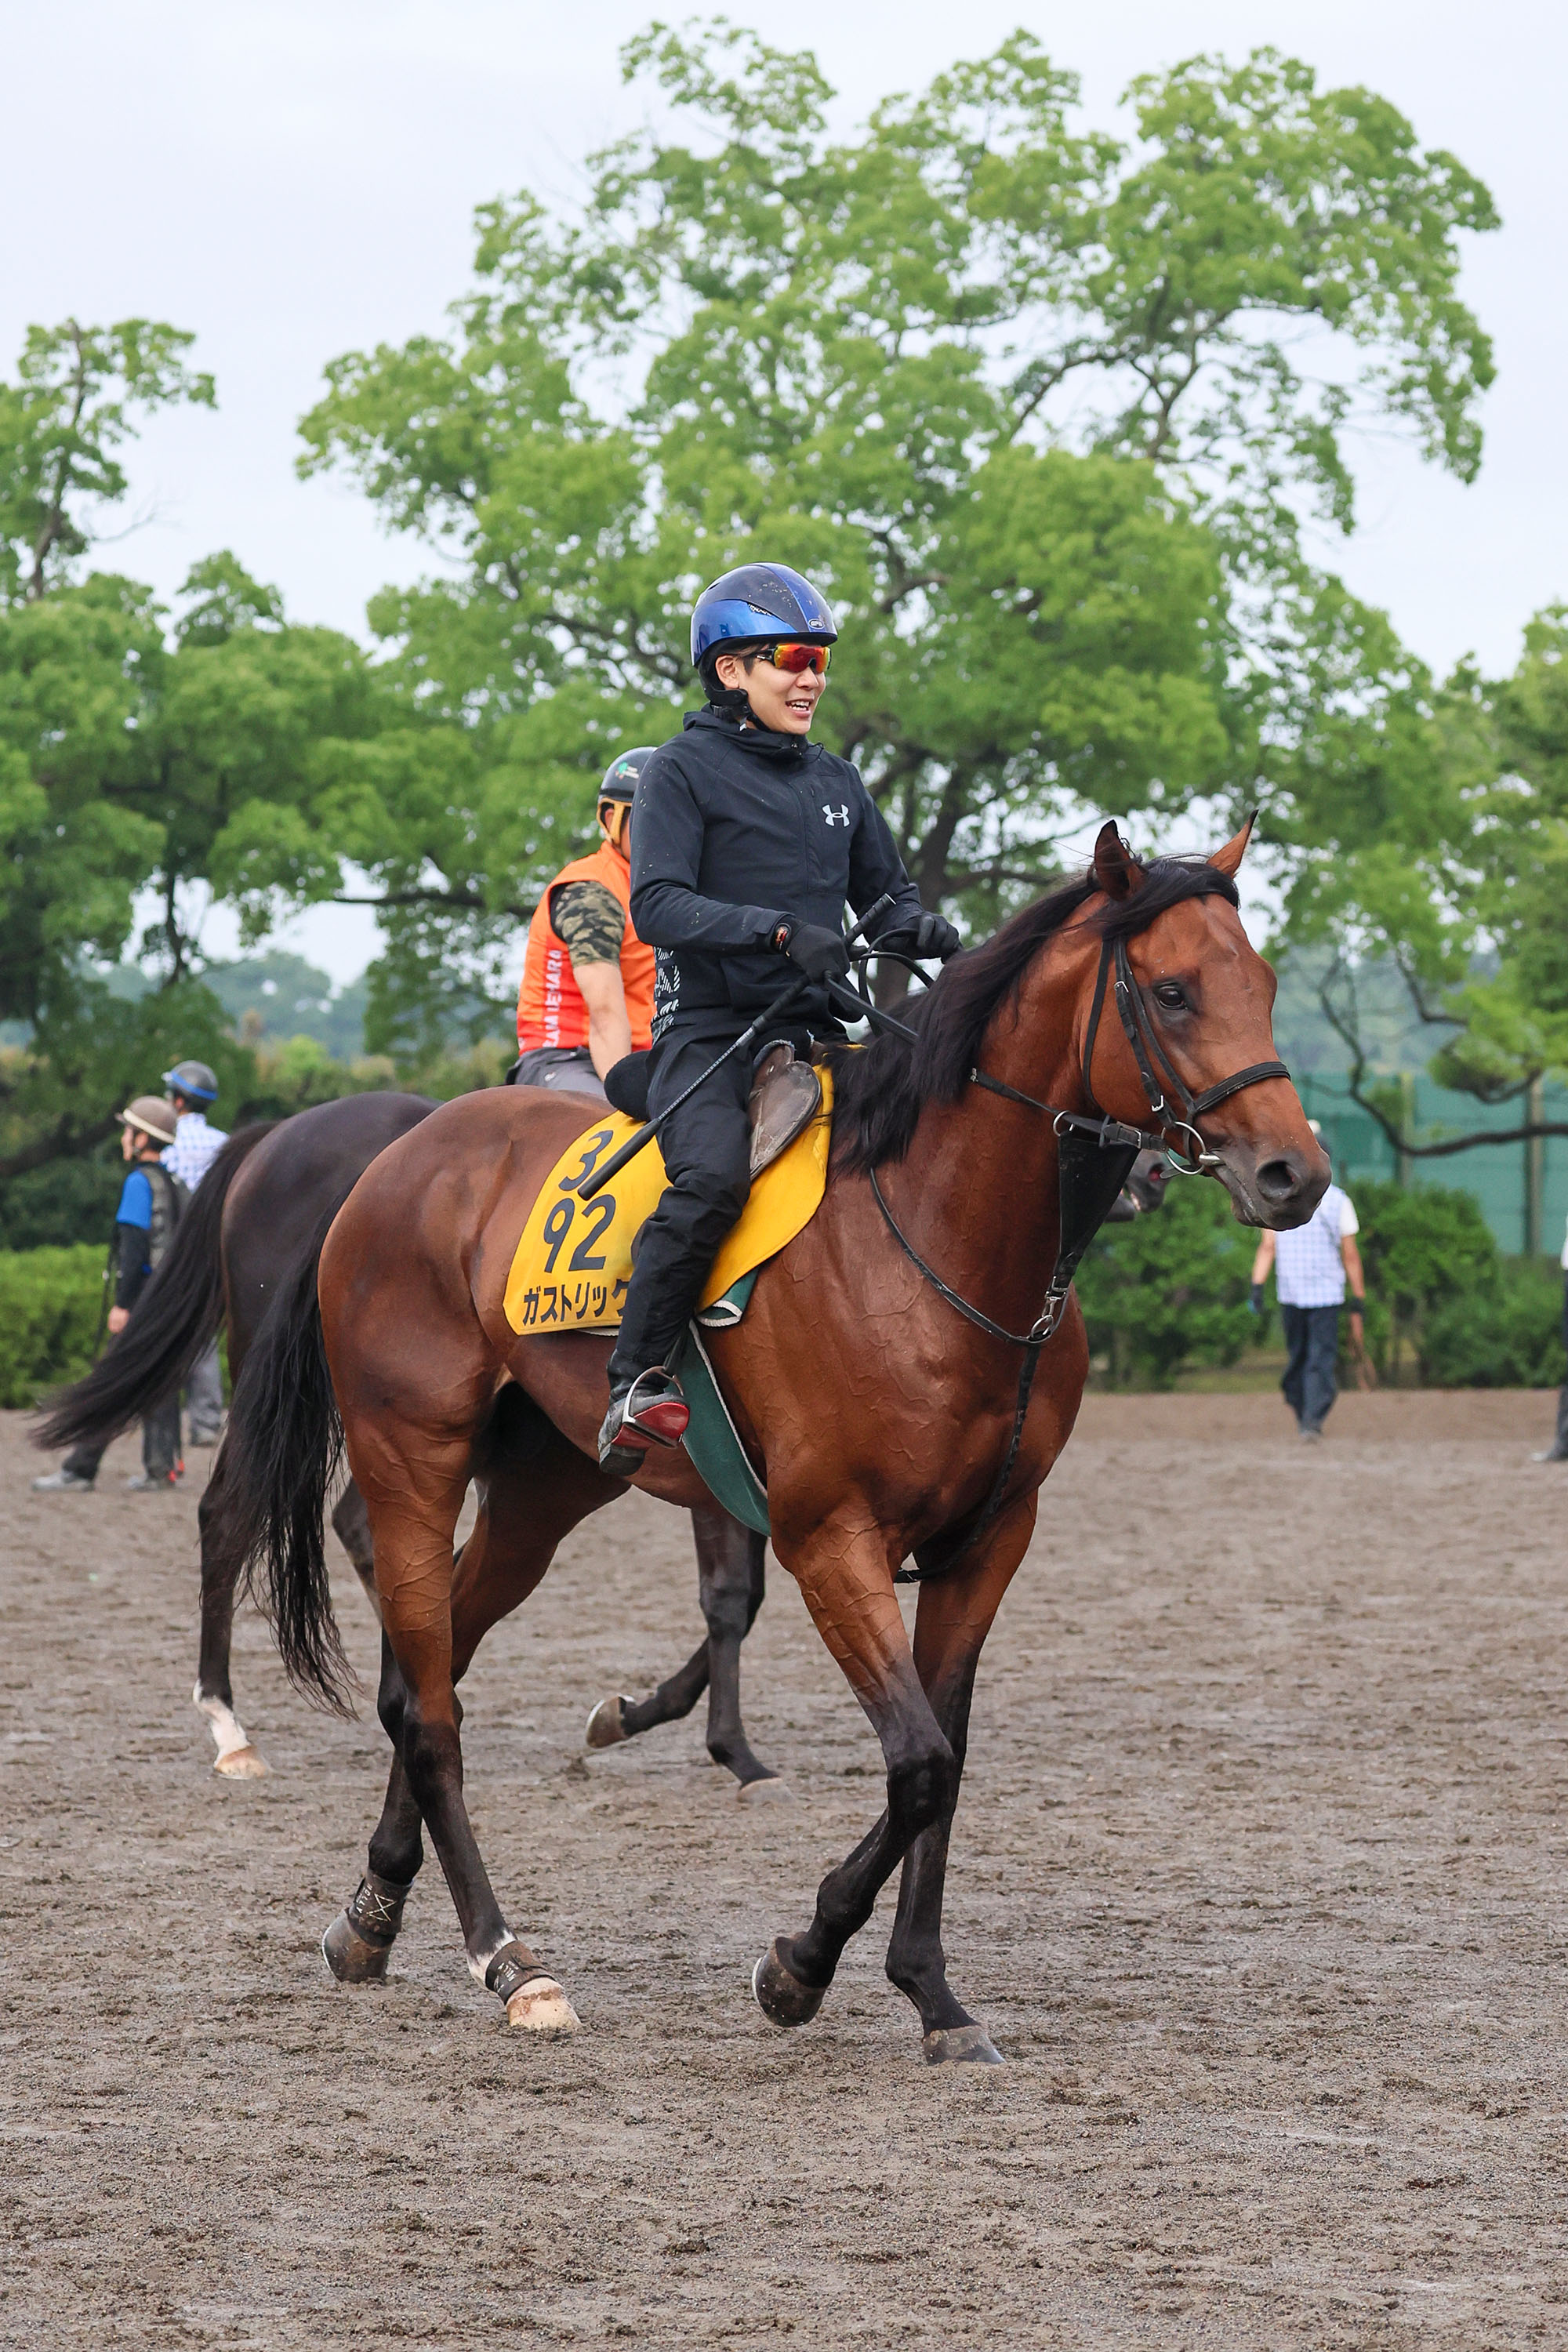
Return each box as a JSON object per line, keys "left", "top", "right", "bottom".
{"left": 605, "top": 1026, "right": 756, "bottom": 1390}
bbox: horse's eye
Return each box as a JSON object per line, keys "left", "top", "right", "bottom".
{"left": 1152, "top": 982, "right": 1187, "bottom": 1011}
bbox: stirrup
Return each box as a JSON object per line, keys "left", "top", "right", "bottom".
{"left": 597, "top": 1368, "right": 689, "bottom": 1473}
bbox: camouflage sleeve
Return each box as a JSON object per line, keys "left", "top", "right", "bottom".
{"left": 553, "top": 880, "right": 626, "bottom": 971}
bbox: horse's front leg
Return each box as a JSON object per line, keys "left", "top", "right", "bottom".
{"left": 752, "top": 1514, "right": 954, "bottom": 2031}
{"left": 693, "top": 1504, "right": 777, "bottom": 1793}
{"left": 884, "top": 1494, "right": 1038, "bottom": 2065}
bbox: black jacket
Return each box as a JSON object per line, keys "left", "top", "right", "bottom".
{"left": 629, "top": 707, "right": 924, "bottom": 1035}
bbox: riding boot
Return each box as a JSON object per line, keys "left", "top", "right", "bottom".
{"left": 597, "top": 1368, "right": 691, "bottom": 1475}
{"left": 600, "top": 1026, "right": 753, "bottom": 1473}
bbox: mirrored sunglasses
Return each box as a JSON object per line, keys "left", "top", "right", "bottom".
{"left": 757, "top": 641, "right": 832, "bottom": 676}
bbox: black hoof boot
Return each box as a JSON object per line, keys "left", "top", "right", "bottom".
{"left": 922, "top": 2023, "right": 1004, "bottom": 2066}
{"left": 321, "top": 1869, "right": 411, "bottom": 1984}
{"left": 751, "top": 1936, "right": 827, "bottom": 2029}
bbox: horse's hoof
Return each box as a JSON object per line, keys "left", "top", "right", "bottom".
{"left": 505, "top": 1977, "right": 580, "bottom": 2034}
{"left": 321, "top": 1912, "right": 390, "bottom": 1984}
{"left": 735, "top": 1774, "right": 792, "bottom": 1805}
{"left": 213, "top": 1744, "right": 267, "bottom": 1779}
{"left": 922, "top": 2023, "right": 1004, "bottom": 2066}
{"left": 751, "top": 1937, "right": 826, "bottom": 2029}
{"left": 585, "top": 1695, "right": 630, "bottom": 1749}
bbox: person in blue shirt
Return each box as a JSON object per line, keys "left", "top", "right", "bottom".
{"left": 32, "top": 1097, "right": 189, "bottom": 1493}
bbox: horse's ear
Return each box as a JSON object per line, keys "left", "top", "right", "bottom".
{"left": 1209, "top": 810, "right": 1257, "bottom": 878}
{"left": 1091, "top": 820, "right": 1145, "bottom": 901}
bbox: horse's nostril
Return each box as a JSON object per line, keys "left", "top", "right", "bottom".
{"left": 1255, "top": 1157, "right": 1300, "bottom": 1203}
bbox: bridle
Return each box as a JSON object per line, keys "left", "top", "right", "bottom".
{"left": 838, "top": 895, "right": 1290, "bottom": 1578}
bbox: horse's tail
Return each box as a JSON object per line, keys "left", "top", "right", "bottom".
{"left": 218, "top": 1202, "right": 354, "bottom": 1715}
{"left": 34, "top": 1120, "right": 278, "bottom": 1457}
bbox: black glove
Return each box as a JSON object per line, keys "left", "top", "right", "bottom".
{"left": 1250, "top": 1283, "right": 1267, "bottom": 1317}
{"left": 880, "top": 909, "right": 962, "bottom": 963}
{"left": 771, "top": 919, "right": 851, "bottom": 983}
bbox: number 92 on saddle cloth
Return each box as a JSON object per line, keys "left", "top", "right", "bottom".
{"left": 503, "top": 1064, "right": 835, "bottom": 1338}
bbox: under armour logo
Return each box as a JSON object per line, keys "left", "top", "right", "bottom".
{"left": 823, "top": 804, "right": 850, "bottom": 827}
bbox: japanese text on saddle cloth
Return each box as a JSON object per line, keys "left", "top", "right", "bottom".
{"left": 503, "top": 1075, "right": 833, "bottom": 1338}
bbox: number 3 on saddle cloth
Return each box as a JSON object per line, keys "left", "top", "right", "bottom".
{"left": 503, "top": 1051, "right": 833, "bottom": 1534}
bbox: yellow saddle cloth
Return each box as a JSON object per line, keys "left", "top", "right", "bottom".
{"left": 503, "top": 1069, "right": 833, "bottom": 1336}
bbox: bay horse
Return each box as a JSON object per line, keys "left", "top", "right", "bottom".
{"left": 221, "top": 822, "right": 1325, "bottom": 2060}
{"left": 36, "top": 1094, "right": 778, "bottom": 1788}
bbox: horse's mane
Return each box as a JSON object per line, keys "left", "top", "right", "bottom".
{"left": 826, "top": 857, "right": 1240, "bottom": 1175}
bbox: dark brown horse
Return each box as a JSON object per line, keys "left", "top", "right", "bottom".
{"left": 222, "top": 824, "right": 1326, "bottom": 2058}
{"left": 37, "top": 1094, "right": 779, "bottom": 1788}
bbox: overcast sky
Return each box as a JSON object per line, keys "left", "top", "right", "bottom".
{"left": 6, "top": 0, "right": 1559, "bottom": 982}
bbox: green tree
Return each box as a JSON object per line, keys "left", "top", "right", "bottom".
{"left": 1351, "top": 1179, "right": 1499, "bottom": 1381}
{"left": 0, "top": 316, "right": 420, "bottom": 1170}
{"left": 0, "top": 317, "right": 214, "bottom": 602}
{"left": 1274, "top": 607, "right": 1568, "bottom": 1160}
{"left": 292, "top": 27, "right": 1494, "bottom": 1030}
{"left": 1075, "top": 1179, "right": 1255, "bottom": 1388}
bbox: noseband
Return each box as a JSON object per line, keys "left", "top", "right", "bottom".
{"left": 848, "top": 908, "right": 1291, "bottom": 1581}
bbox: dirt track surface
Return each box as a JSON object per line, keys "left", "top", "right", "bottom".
{"left": 5, "top": 1392, "right": 1568, "bottom": 2347}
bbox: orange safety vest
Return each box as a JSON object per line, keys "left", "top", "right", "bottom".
{"left": 516, "top": 841, "right": 655, "bottom": 1054}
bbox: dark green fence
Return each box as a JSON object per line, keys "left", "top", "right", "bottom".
{"left": 1298, "top": 1076, "right": 1568, "bottom": 1258}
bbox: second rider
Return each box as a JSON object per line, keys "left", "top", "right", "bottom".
{"left": 598, "top": 561, "right": 960, "bottom": 1472}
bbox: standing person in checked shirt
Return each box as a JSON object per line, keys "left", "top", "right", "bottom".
{"left": 161, "top": 1058, "right": 229, "bottom": 1443}
{"left": 1250, "top": 1121, "right": 1369, "bottom": 1443}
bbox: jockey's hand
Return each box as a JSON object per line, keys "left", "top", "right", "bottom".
{"left": 772, "top": 920, "right": 852, "bottom": 983}
{"left": 881, "top": 909, "right": 962, "bottom": 963}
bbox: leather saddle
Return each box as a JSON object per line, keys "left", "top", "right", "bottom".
{"left": 604, "top": 1042, "right": 822, "bottom": 1178}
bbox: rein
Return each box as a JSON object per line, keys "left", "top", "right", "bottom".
{"left": 851, "top": 922, "right": 1289, "bottom": 1582}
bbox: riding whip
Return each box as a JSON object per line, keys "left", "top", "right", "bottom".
{"left": 574, "top": 895, "right": 896, "bottom": 1200}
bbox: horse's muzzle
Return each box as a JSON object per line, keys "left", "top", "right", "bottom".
{"left": 1212, "top": 1139, "right": 1330, "bottom": 1229}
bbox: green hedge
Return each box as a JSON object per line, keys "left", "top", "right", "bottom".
{"left": 0, "top": 1245, "right": 108, "bottom": 1407}
{"left": 1418, "top": 1255, "right": 1564, "bottom": 1388}
{"left": 1350, "top": 1181, "right": 1565, "bottom": 1387}
{"left": 1076, "top": 1177, "right": 1255, "bottom": 1388}
{"left": 1077, "top": 1171, "right": 1566, "bottom": 1391}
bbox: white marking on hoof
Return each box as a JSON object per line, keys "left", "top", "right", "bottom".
{"left": 584, "top": 1695, "right": 630, "bottom": 1750}
{"left": 505, "top": 1977, "right": 580, "bottom": 2034}
{"left": 736, "top": 1775, "right": 792, "bottom": 1805}
{"left": 194, "top": 1688, "right": 264, "bottom": 1774}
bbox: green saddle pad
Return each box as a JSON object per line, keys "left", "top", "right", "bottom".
{"left": 668, "top": 1272, "right": 769, "bottom": 1537}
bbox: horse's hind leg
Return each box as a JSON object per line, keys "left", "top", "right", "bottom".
{"left": 322, "top": 1628, "right": 426, "bottom": 1983}
{"left": 329, "top": 1395, "right": 614, "bottom": 2029}
{"left": 587, "top": 1504, "right": 779, "bottom": 1793}
{"left": 330, "top": 1479, "right": 381, "bottom": 1617}
{"left": 192, "top": 1446, "right": 267, "bottom": 1779}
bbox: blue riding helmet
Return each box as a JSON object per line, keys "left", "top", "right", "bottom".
{"left": 691, "top": 563, "right": 837, "bottom": 666}
{"left": 162, "top": 1058, "right": 219, "bottom": 1103}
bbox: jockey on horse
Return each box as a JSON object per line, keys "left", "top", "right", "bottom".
{"left": 513, "top": 749, "right": 656, "bottom": 1102}
{"left": 597, "top": 561, "right": 960, "bottom": 1473}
